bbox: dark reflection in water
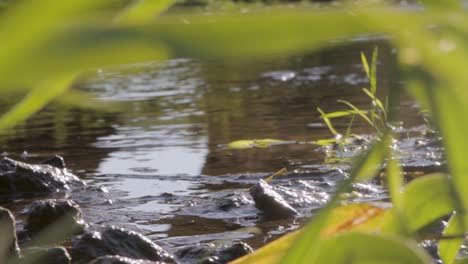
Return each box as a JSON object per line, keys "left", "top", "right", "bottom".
{"left": 0, "top": 40, "right": 440, "bottom": 252}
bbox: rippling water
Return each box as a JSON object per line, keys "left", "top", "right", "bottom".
{"left": 0, "top": 40, "right": 444, "bottom": 252}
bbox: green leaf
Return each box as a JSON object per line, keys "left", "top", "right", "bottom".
{"left": 321, "top": 110, "right": 368, "bottom": 119}
{"left": 454, "top": 258, "right": 468, "bottom": 264}
{"left": 362, "top": 88, "right": 386, "bottom": 118}
{"left": 386, "top": 155, "right": 409, "bottom": 235}
{"left": 337, "top": 100, "right": 375, "bottom": 130}
{"left": 0, "top": 74, "right": 76, "bottom": 131}
{"left": 439, "top": 214, "right": 464, "bottom": 264}
{"left": 279, "top": 138, "right": 388, "bottom": 263}
{"left": 232, "top": 204, "right": 390, "bottom": 264}
{"left": 418, "top": 0, "right": 461, "bottom": 10}
{"left": 314, "top": 232, "right": 431, "bottom": 264}
{"left": 361, "top": 51, "right": 370, "bottom": 80}
{"left": 116, "top": 0, "right": 175, "bottom": 24}
{"left": 317, "top": 107, "right": 338, "bottom": 136}
{"left": 401, "top": 174, "right": 455, "bottom": 232}
{"left": 370, "top": 47, "right": 378, "bottom": 95}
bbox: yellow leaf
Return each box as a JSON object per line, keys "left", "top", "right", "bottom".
{"left": 230, "top": 204, "right": 390, "bottom": 264}
{"left": 226, "top": 139, "right": 286, "bottom": 149}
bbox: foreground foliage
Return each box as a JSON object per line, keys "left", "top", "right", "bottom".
{"left": 0, "top": 0, "right": 468, "bottom": 263}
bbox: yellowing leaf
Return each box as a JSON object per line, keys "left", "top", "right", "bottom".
{"left": 264, "top": 168, "right": 287, "bottom": 183}
{"left": 231, "top": 204, "right": 391, "bottom": 264}
{"left": 321, "top": 204, "right": 387, "bottom": 237}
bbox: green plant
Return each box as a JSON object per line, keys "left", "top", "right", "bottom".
{"left": 317, "top": 47, "right": 388, "bottom": 149}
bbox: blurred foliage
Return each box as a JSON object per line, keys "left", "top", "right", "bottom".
{"left": 0, "top": 0, "right": 468, "bottom": 263}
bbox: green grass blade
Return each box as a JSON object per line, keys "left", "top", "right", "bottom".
{"left": 321, "top": 110, "right": 368, "bottom": 118}
{"left": 361, "top": 51, "right": 370, "bottom": 79}
{"left": 386, "top": 154, "right": 409, "bottom": 235}
{"left": 362, "top": 88, "right": 387, "bottom": 117}
{"left": 337, "top": 99, "right": 377, "bottom": 131}
{"left": 370, "top": 47, "right": 378, "bottom": 95}
{"left": 439, "top": 214, "right": 464, "bottom": 264}
{"left": 317, "top": 107, "right": 338, "bottom": 136}
{"left": 280, "top": 137, "right": 388, "bottom": 263}
{"left": 0, "top": 73, "right": 76, "bottom": 131}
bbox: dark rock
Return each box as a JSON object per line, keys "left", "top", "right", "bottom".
{"left": 89, "top": 255, "right": 163, "bottom": 264}
{"left": 71, "top": 227, "right": 174, "bottom": 264}
{"left": 175, "top": 243, "right": 214, "bottom": 263}
{"left": 216, "top": 193, "right": 251, "bottom": 211}
{"left": 175, "top": 242, "right": 253, "bottom": 264}
{"left": 216, "top": 242, "right": 253, "bottom": 263}
{"left": 0, "top": 157, "right": 85, "bottom": 196}
{"left": 250, "top": 180, "right": 299, "bottom": 219}
{"left": 25, "top": 199, "right": 85, "bottom": 236}
{"left": 19, "top": 247, "right": 71, "bottom": 264}
{"left": 0, "top": 206, "right": 20, "bottom": 262}
{"left": 41, "top": 155, "right": 66, "bottom": 169}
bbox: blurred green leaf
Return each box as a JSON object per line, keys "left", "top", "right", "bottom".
{"left": 232, "top": 204, "right": 391, "bottom": 264}
{"left": 419, "top": 0, "right": 461, "bottom": 10}
{"left": 0, "top": 74, "right": 76, "bottom": 131}
{"left": 314, "top": 232, "right": 431, "bottom": 264}
{"left": 116, "top": 0, "right": 175, "bottom": 24}
{"left": 386, "top": 155, "right": 408, "bottom": 235}
{"left": 455, "top": 258, "right": 468, "bottom": 264}
{"left": 280, "top": 137, "right": 388, "bottom": 263}
{"left": 401, "top": 174, "right": 454, "bottom": 232}
{"left": 439, "top": 214, "right": 464, "bottom": 264}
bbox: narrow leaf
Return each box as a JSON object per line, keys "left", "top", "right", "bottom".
{"left": 337, "top": 100, "right": 376, "bottom": 130}
{"left": 439, "top": 214, "right": 464, "bottom": 264}
{"left": 317, "top": 107, "right": 338, "bottom": 136}
{"left": 370, "top": 47, "right": 378, "bottom": 95}
{"left": 0, "top": 74, "right": 76, "bottom": 131}
{"left": 361, "top": 51, "right": 370, "bottom": 79}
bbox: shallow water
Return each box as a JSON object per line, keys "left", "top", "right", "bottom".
{"left": 0, "top": 40, "right": 445, "bottom": 255}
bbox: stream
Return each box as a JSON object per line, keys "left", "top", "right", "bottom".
{"left": 0, "top": 40, "right": 445, "bottom": 259}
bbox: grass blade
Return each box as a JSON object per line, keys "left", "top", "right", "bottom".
{"left": 361, "top": 51, "right": 370, "bottom": 79}
{"left": 0, "top": 74, "right": 76, "bottom": 131}
{"left": 279, "top": 136, "right": 388, "bottom": 263}
{"left": 317, "top": 107, "right": 338, "bottom": 136}
{"left": 337, "top": 99, "right": 377, "bottom": 131}
{"left": 370, "top": 47, "right": 378, "bottom": 95}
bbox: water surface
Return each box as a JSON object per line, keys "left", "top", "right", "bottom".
{"left": 0, "top": 40, "right": 444, "bottom": 253}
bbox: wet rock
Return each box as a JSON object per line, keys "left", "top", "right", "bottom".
{"left": 20, "top": 247, "right": 71, "bottom": 264}
{"left": 175, "top": 243, "right": 214, "bottom": 263}
{"left": 25, "top": 199, "right": 85, "bottom": 236}
{"left": 0, "top": 157, "right": 85, "bottom": 196}
{"left": 71, "top": 227, "right": 175, "bottom": 264}
{"left": 250, "top": 180, "right": 299, "bottom": 219}
{"left": 0, "top": 206, "right": 20, "bottom": 262}
{"left": 89, "top": 255, "right": 162, "bottom": 264}
{"left": 41, "top": 155, "right": 66, "bottom": 169}
{"left": 175, "top": 242, "right": 253, "bottom": 264}
{"left": 216, "top": 193, "right": 251, "bottom": 211}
